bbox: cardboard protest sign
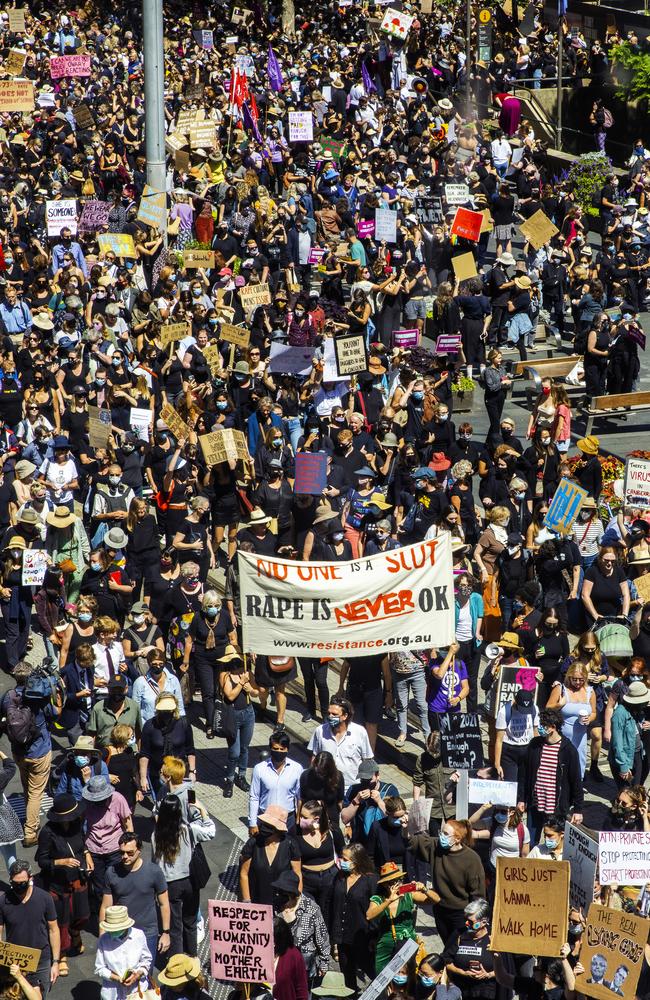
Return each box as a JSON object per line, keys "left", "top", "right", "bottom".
{"left": 22, "top": 549, "right": 48, "bottom": 587}
{"left": 444, "top": 183, "right": 470, "bottom": 205}
{"left": 634, "top": 573, "right": 650, "bottom": 605}
{"left": 5, "top": 49, "right": 26, "bottom": 76}
{"left": 137, "top": 185, "right": 167, "bottom": 232}
{"left": 183, "top": 249, "right": 215, "bottom": 269}
{"left": 186, "top": 83, "right": 205, "bottom": 102}
{"left": 322, "top": 339, "right": 340, "bottom": 383}
{"left": 439, "top": 712, "right": 484, "bottom": 770}
{"left": 160, "top": 403, "right": 191, "bottom": 442}
{"left": 7, "top": 10, "right": 26, "bottom": 32}
{"left": 451, "top": 252, "right": 478, "bottom": 282}
{"left": 374, "top": 209, "right": 397, "bottom": 243}
{"left": 0, "top": 942, "right": 40, "bottom": 973}
{"left": 357, "top": 219, "right": 375, "bottom": 238}
{"left": 176, "top": 108, "right": 203, "bottom": 134}
{"left": 166, "top": 132, "right": 186, "bottom": 155}
{"left": 268, "top": 343, "right": 315, "bottom": 376}
{"left": 288, "top": 111, "right": 314, "bottom": 142}
{"left": 380, "top": 6, "right": 414, "bottom": 38}
{"left": 73, "top": 103, "right": 94, "bottom": 129}
{"left": 129, "top": 407, "right": 152, "bottom": 442}
{"left": 392, "top": 329, "right": 420, "bottom": 349}
{"left": 294, "top": 452, "right": 328, "bottom": 495}
{"left": 480, "top": 209, "right": 494, "bottom": 234}
{"left": 78, "top": 200, "right": 110, "bottom": 233}
{"left": 0, "top": 80, "right": 33, "bottom": 112}
{"left": 564, "top": 822, "right": 597, "bottom": 913}
{"left": 599, "top": 830, "right": 650, "bottom": 885}
{"left": 468, "top": 778, "right": 517, "bottom": 806}
{"left": 415, "top": 195, "right": 444, "bottom": 226}
{"left": 624, "top": 457, "right": 650, "bottom": 508}
{"left": 175, "top": 148, "right": 191, "bottom": 172}
{"left": 450, "top": 207, "right": 483, "bottom": 243}
{"left": 195, "top": 29, "right": 214, "bottom": 48}
{"left": 220, "top": 324, "right": 250, "bottom": 349}
{"left": 46, "top": 199, "right": 77, "bottom": 237}
{"left": 333, "top": 333, "right": 368, "bottom": 376}
{"left": 579, "top": 904, "right": 650, "bottom": 1000}
{"left": 209, "top": 901, "right": 275, "bottom": 984}
{"left": 97, "top": 233, "right": 137, "bottom": 259}
{"left": 544, "top": 477, "right": 588, "bottom": 536}
{"left": 199, "top": 429, "right": 248, "bottom": 466}
{"left": 239, "top": 283, "right": 271, "bottom": 314}
{"left": 490, "top": 857, "right": 570, "bottom": 957}
{"left": 88, "top": 406, "right": 111, "bottom": 449}
{"left": 160, "top": 322, "right": 190, "bottom": 347}
{"left": 50, "top": 55, "right": 91, "bottom": 79}
{"left": 239, "top": 535, "right": 456, "bottom": 658}
{"left": 435, "top": 334, "right": 462, "bottom": 355}
{"left": 519, "top": 209, "right": 559, "bottom": 251}
{"left": 189, "top": 121, "right": 216, "bottom": 149}
{"left": 496, "top": 663, "right": 538, "bottom": 715}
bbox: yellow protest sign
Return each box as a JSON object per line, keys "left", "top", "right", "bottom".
{"left": 579, "top": 904, "right": 650, "bottom": 1000}
{"left": 0, "top": 80, "right": 33, "bottom": 112}
{"left": 451, "top": 252, "right": 478, "bottom": 283}
{"left": 160, "top": 322, "right": 189, "bottom": 347}
{"left": 8, "top": 10, "right": 26, "bottom": 32}
{"left": 189, "top": 121, "right": 216, "bottom": 149}
{"left": 489, "top": 856, "right": 570, "bottom": 957}
{"left": 220, "top": 324, "right": 250, "bottom": 349}
{"left": 5, "top": 49, "right": 26, "bottom": 76}
{"left": 519, "top": 209, "right": 559, "bottom": 251}
{"left": 183, "top": 249, "right": 216, "bottom": 269}
{"left": 0, "top": 942, "right": 40, "bottom": 973}
{"left": 97, "top": 233, "right": 136, "bottom": 259}
{"left": 160, "top": 403, "right": 191, "bottom": 442}
{"left": 176, "top": 108, "right": 204, "bottom": 134}
{"left": 239, "top": 283, "right": 271, "bottom": 314}
{"left": 137, "top": 184, "right": 167, "bottom": 233}
{"left": 199, "top": 429, "right": 249, "bottom": 466}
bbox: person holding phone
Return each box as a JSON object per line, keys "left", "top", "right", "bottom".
{"left": 366, "top": 862, "right": 439, "bottom": 972}
{"left": 442, "top": 898, "right": 496, "bottom": 999}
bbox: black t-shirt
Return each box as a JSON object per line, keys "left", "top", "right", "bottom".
{"left": 105, "top": 860, "right": 167, "bottom": 937}
{"left": 585, "top": 563, "right": 627, "bottom": 616}
{"left": 0, "top": 886, "right": 57, "bottom": 955}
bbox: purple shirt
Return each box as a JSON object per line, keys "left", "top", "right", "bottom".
{"left": 427, "top": 656, "right": 468, "bottom": 713}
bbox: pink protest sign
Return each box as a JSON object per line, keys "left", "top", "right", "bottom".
{"left": 307, "top": 246, "right": 327, "bottom": 265}
{"left": 629, "top": 325, "right": 647, "bottom": 350}
{"left": 436, "top": 334, "right": 462, "bottom": 354}
{"left": 357, "top": 219, "right": 375, "bottom": 238}
{"left": 50, "top": 55, "right": 91, "bottom": 79}
{"left": 392, "top": 328, "right": 420, "bottom": 348}
{"left": 209, "top": 900, "right": 275, "bottom": 984}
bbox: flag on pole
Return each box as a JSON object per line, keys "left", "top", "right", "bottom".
{"left": 232, "top": 70, "right": 249, "bottom": 108}
{"left": 267, "top": 44, "right": 284, "bottom": 92}
{"left": 362, "top": 62, "right": 376, "bottom": 94}
{"left": 242, "top": 102, "right": 262, "bottom": 142}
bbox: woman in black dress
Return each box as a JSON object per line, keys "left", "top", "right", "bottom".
{"left": 299, "top": 752, "right": 345, "bottom": 828}
{"left": 125, "top": 498, "right": 160, "bottom": 594}
{"left": 293, "top": 799, "right": 344, "bottom": 935}
{"left": 455, "top": 278, "right": 491, "bottom": 382}
{"left": 331, "top": 843, "right": 377, "bottom": 992}
{"left": 239, "top": 806, "right": 302, "bottom": 905}
{"left": 172, "top": 496, "right": 215, "bottom": 578}
{"left": 182, "top": 590, "right": 236, "bottom": 738}
{"left": 582, "top": 544, "right": 630, "bottom": 627}
{"left": 144, "top": 549, "right": 180, "bottom": 638}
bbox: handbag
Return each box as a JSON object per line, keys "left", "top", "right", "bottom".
{"left": 127, "top": 978, "right": 160, "bottom": 1000}
{"left": 212, "top": 693, "right": 236, "bottom": 743}
{"left": 188, "top": 825, "right": 211, "bottom": 890}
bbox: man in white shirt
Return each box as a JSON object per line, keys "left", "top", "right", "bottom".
{"left": 491, "top": 132, "right": 512, "bottom": 178}
{"left": 308, "top": 695, "right": 372, "bottom": 789}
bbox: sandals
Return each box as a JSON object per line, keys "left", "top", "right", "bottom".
{"left": 58, "top": 958, "right": 69, "bottom": 977}
{"left": 395, "top": 735, "right": 407, "bottom": 748}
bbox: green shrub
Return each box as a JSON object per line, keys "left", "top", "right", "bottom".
{"left": 566, "top": 152, "right": 612, "bottom": 214}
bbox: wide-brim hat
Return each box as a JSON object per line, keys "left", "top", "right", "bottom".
{"left": 354, "top": 465, "right": 376, "bottom": 479}
{"left": 500, "top": 631, "right": 524, "bottom": 650}
{"left": 4, "top": 537, "right": 26, "bottom": 551}
{"left": 67, "top": 735, "right": 98, "bottom": 756}
{"left": 82, "top": 775, "right": 113, "bottom": 802}
{"left": 368, "top": 492, "right": 391, "bottom": 510}
{"left": 313, "top": 502, "right": 336, "bottom": 526}
{"left": 14, "top": 460, "right": 36, "bottom": 481}
{"left": 18, "top": 508, "right": 40, "bottom": 526}
{"left": 248, "top": 508, "right": 271, "bottom": 526}
{"left": 630, "top": 551, "right": 650, "bottom": 567}
{"left": 581, "top": 496, "right": 598, "bottom": 509}
{"left": 515, "top": 275, "right": 532, "bottom": 290}
{"left": 52, "top": 435, "right": 70, "bottom": 450}
{"left": 368, "top": 355, "right": 387, "bottom": 374}
{"left": 381, "top": 433, "right": 399, "bottom": 449}
{"left": 100, "top": 905, "right": 134, "bottom": 933}
{"left": 497, "top": 252, "right": 516, "bottom": 266}
{"left": 258, "top": 804, "right": 288, "bottom": 831}
{"left": 46, "top": 505, "right": 76, "bottom": 529}
{"left": 312, "top": 973, "right": 355, "bottom": 998}
{"left": 33, "top": 314, "right": 54, "bottom": 330}
{"left": 158, "top": 955, "right": 202, "bottom": 988}
{"left": 377, "top": 861, "right": 405, "bottom": 884}
{"left": 623, "top": 680, "right": 650, "bottom": 706}
{"left": 218, "top": 644, "right": 243, "bottom": 664}
{"left": 430, "top": 452, "right": 451, "bottom": 472}
{"left": 577, "top": 436, "right": 599, "bottom": 456}
{"left": 46, "top": 793, "right": 85, "bottom": 824}
{"left": 105, "top": 527, "right": 128, "bottom": 548}
{"left": 271, "top": 869, "right": 300, "bottom": 894}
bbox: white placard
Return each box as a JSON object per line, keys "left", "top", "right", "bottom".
{"left": 129, "top": 407, "right": 152, "bottom": 442}
{"left": 374, "top": 209, "right": 397, "bottom": 243}
{"left": 624, "top": 457, "right": 650, "bottom": 508}
{"left": 46, "top": 199, "right": 77, "bottom": 236}
{"left": 22, "top": 549, "right": 48, "bottom": 587}
{"left": 288, "top": 111, "right": 314, "bottom": 142}
{"left": 380, "top": 6, "right": 414, "bottom": 38}
{"left": 444, "top": 183, "right": 470, "bottom": 206}
{"left": 467, "top": 778, "right": 518, "bottom": 806}
{"left": 599, "top": 830, "right": 650, "bottom": 885}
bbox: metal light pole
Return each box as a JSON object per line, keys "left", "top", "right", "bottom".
{"left": 557, "top": 19, "right": 563, "bottom": 149}
{"left": 466, "top": 0, "right": 472, "bottom": 121}
{"left": 142, "top": 0, "right": 167, "bottom": 196}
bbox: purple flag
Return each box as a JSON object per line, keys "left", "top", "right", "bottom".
{"left": 242, "top": 102, "right": 262, "bottom": 143}
{"left": 362, "top": 62, "right": 376, "bottom": 94}
{"left": 267, "top": 45, "right": 284, "bottom": 93}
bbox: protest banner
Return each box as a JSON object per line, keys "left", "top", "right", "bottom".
{"left": 468, "top": 778, "right": 517, "bottom": 806}
{"left": 357, "top": 219, "right": 375, "bottom": 238}
{"left": 50, "top": 54, "right": 91, "bottom": 79}
{"left": 307, "top": 247, "right": 327, "bottom": 265}
{"left": 97, "top": 233, "right": 137, "bottom": 259}
{"left": 444, "top": 183, "right": 470, "bottom": 205}
{"left": 137, "top": 185, "right": 167, "bottom": 232}
{"left": 7, "top": 10, "right": 26, "bottom": 32}
{"left": 268, "top": 343, "right": 315, "bottom": 376}
{"left": 239, "top": 283, "right": 271, "bottom": 313}
{"left": 439, "top": 712, "right": 484, "bottom": 770}
{"left": 129, "top": 407, "right": 152, "bottom": 442}
{"left": 239, "top": 534, "right": 455, "bottom": 657}
{"left": 5, "top": 49, "right": 26, "bottom": 76}
{"left": 160, "top": 322, "right": 190, "bottom": 347}
{"left": 199, "top": 429, "right": 248, "bottom": 466}
{"left": 189, "top": 121, "right": 216, "bottom": 149}
{"left": 599, "top": 830, "right": 650, "bottom": 885}
{"left": 451, "top": 252, "right": 478, "bottom": 283}
{"left": 160, "top": 403, "right": 191, "bottom": 442}
{"left": 0, "top": 942, "right": 40, "bottom": 973}
{"left": 544, "top": 477, "right": 588, "bottom": 536}
{"left": 22, "top": 550, "right": 48, "bottom": 587}
{"left": 183, "top": 248, "right": 215, "bottom": 269}
{"left": 166, "top": 129, "right": 187, "bottom": 152}
{"left": 519, "top": 209, "right": 559, "bottom": 251}
{"left": 450, "top": 207, "right": 483, "bottom": 242}
{"left": 294, "top": 453, "right": 328, "bottom": 496}
{"left": 415, "top": 195, "right": 444, "bottom": 226}
{"left": 288, "top": 111, "right": 314, "bottom": 142}
{"left": 579, "top": 904, "right": 649, "bottom": 1000}
{"left": 320, "top": 136, "right": 346, "bottom": 161}
{"left": 0, "top": 80, "right": 34, "bottom": 112}
{"left": 220, "top": 324, "right": 250, "bottom": 349}
{"left": 380, "top": 7, "right": 414, "bottom": 38}
{"left": 490, "top": 857, "right": 570, "bottom": 957}
{"left": 435, "top": 334, "right": 462, "bottom": 355}
{"left": 88, "top": 406, "right": 111, "bottom": 449}
{"left": 564, "top": 822, "right": 598, "bottom": 912}
{"left": 374, "top": 209, "right": 397, "bottom": 243}
{"left": 46, "top": 199, "right": 77, "bottom": 237}
{"left": 73, "top": 102, "right": 94, "bottom": 129}
{"left": 333, "top": 333, "right": 368, "bottom": 376}
{"left": 209, "top": 900, "right": 274, "bottom": 983}
{"left": 392, "top": 329, "right": 420, "bottom": 349}
{"left": 358, "top": 940, "right": 418, "bottom": 1000}
{"left": 78, "top": 200, "right": 110, "bottom": 233}
{"left": 496, "top": 663, "right": 538, "bottom": 715}
{"left": 624, "top": 457, "right": 650, "bottom": 508}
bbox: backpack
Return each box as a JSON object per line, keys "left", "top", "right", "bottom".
{"left": 603, "top": 108, "right": 614, "bottom": 129}
{"left": 2, "top": 690, "right": 38, "bottom": 748}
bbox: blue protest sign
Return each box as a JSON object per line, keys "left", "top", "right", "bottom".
{"left": 294, "top": 452, "right": 328, "bottom": 496}
{"left": 544, "top": 477, "right": 589, "bottom": 536}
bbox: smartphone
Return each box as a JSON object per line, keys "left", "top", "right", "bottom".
{"left": 398, "top": 882, "right": 417, "bottom": 896}
{"left": 187, "top": 789, "right": 196, "bottom": 805}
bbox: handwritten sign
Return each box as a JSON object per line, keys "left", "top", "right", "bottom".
{"left": 199, "top": 429, "right": 248, "bottom": 466}
{"left": 579, "top": 905, "right": 650, "bottom": 1000}
{"left": 564, "top": 822, "right": 598, "bottom": 913}
{"left": 519, "top": 209, "right": 559, "bottom": 251}
{"left": 239, "top": 283, "right": 271, "bottom": 314}
{"left": 496, "top": 663, "right": 538, "bottom": 715}
{"left": 295, "top": 452, "right": 328, "bottom": 496}
{"left": 22, "top": 549, "right": 48, "bottom": 587}
{"left": 5, "top": 49, "right": 25, "bottom": 76}
{"left": 288, "top": 111, "right": 314, "bottom": 142}
{"left": 50, "top": 55, "right": 91, "bottom": 79}
{"left": 333, "top": 333, "right": 368, "bottom": 376}
{"left": 468, "top": 778, "right": 518, "bottom": 806}
{"left": 0, "top": 942, "right": 39, "bottom": 973}
{"left": 451, "top": 252, "right": 478, "bottom": 283}
{"left": 435, "top": 334, "right": 462, "bottom": 354}
{"left": 544, "top": 477, "right": 588, "bottom": 536}
{"left": 97, "top": 233, "right": 137, "bottom": 259}
{"left": 450, "top": 207, "right": 483, "bottom": 242}
{"left": 183, "top": 249, "right": 216, "bottom": 269}
{"left": 209, "top": 900, "right": 274, "bottom": 984}
{"left": 189, "top": 121, "right": 216, "bottom": 149}
{"left": 444, "top": 183, "right": 470, "bottom": 206}
{"left": 160, "top": 322, "right": 190, "bottom": 348}
{"left": 624, "top": 457, "right": 650, "bottom": 508}
{"left": 7, "top": 10, "right": 26, "bottom": 32}
{"left": 268, "top": 343, "right": 315, "bottom": 376}
{"left": 160, "top": 404, "right": 191, "bottom": 443}
{"left": 129, "top": 408, "right": 152, "bottom": 442}
{"left": 439, "top": 712, "right": 484, "bottom": 770}
{"left": 490, "top": 857, "right": 569, "bottom": 957}
{"left": 374, "top": 209, "right": 397, "bottom": 244}
{"left": 599, "top": 830, "right": 650, "bottom": 885}
{"left": 73, "top": 103, "right": 94, "bottom": 129}
{"left": 46, "top": 199, "right": 77, "bottom": 237}
{"left": 137, "top": 184, "right": 167, "bottom": 233}
{"left": 357, "top": 219, "right": 376, "bottom": 238}
{"left": 78, "top": 200, "right": 110, "bottom": 233}
{"left": 392, "top": 329, "right": 420, "bottom": 349}
{"left": 88, "top": 406, "right": 111, "bottom": 449}
{"left": 219, "top": 324, "right": 250, "bottom": 349}
{"left": 0, "top": 80, "right": 33, "bottom": 112}
{"left": 380, "top": 6, "right": 414, "bottom": 38}
{"left": 415, "top": 195, "right": 444, "bottom": 226}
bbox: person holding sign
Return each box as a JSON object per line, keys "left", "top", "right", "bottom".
{"left": 517, "top": 707, "right": 584, "bottom": 844}
{"left": 442, "top": 898, "right": 497, "bottom": 997}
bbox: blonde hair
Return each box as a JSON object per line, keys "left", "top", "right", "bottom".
{"left": 111, "top": 724, "right": 133, "bottom": 749}
{"left": 201, "top": 589, "right": 221, "bottom": 611}
{"left": 487, "top": 506, "right": 510, "bottom": 526}
{"left": 565, "top": 662, "right": 588, "bottom": 684}
{"left": 155, "top": 693, "right": 180, "bottom": 719}
{"left": 96, "top": 615, "right": 119, "bottom": 636}
{"left": 161, "top": 756, "right": 187, "bottom": 785}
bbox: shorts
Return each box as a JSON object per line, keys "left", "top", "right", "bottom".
{"left": 405, "top": 298, "right": 427, "bottom": 321}
{"left": 347, "top": 685, "right": 383, "bottom": 725}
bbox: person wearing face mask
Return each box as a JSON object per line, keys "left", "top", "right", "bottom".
{"left": 367, "top": 862, "right": 439, "bottom": 972}
{"left": 132, "top": 649, "right": 184, "bottom": 725}
{"left": 182, "top": 591, "right": 236, "bottom": 739}
{"left": 248, "top": 729, "right": 302, "bottom": 832}
{"left": 236, "top": 507, "right": 278, "bottom": 556}
{"left": 330, "top": 844, "right": 378, "bottom": 992}
{"left": 494, "top": 688, "right": 540, "bottom": 782}
{"left": 366, "top": 795, "right": 411, "bottom": 871}
{"left": 86, "top": 674, "right": 141, "bottom": 750}
{"left": 470, "top": 803, "right": 530, "bottom": 874}
{"left": 172, "top": 497, "right": 215, "bottom": 578}
{"left": 95, "top": 904, "right": 152, "bottom": 1000}
{"left": 308, "top": 696, "right": 372, "bottom": 791}
{"left": 496, "top": 531, "right": 529, "bottom": 630}
{"left": 54, "top": 734, "right": 109, "bottom": 802}
{"left": 240, "top": 804, "right": 301, "bottom": 906}
{"left": 91, "top": 463, "right": 134, "bottom": 548}
{"left": 532, "top": 610, "right": 570, "bottom": 706}
{"left": 582, "top": 543, "right": 630, "bottom": 626}
{"left": 292, "top": 800, "right": 344, "bottom": 934}
{"left": 522, "top": 428, "right": 560, "bottom": 502}
{"left": 517, "top": 708, "right": 584, "bottom": 844}
{"left": 609, "top": 680, "right": 650, "bottom": 788}
{"left": 474, "top": 505, "right": 511, "bottom": 641}
{"left": 399, "top": 468, "right": 445, "bottom": 543}
{"left": 571, "top": 495, "right": 604, "bottom": 573}
{"left": 527, "top": 817, "right": 565, "bottom": 860}
{"left": 254, "top": 426, "right": 294, "bottom": 484}
{"left": 139, "top": 693, "right": 195, "bottom": 801}
{"left": 0, "top": 860, "right": 62, "bottom": 994}
{"left": 441, "top": 898, "right": 496, "bottom": 998}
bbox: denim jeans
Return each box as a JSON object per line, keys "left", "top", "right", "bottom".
{"left": 392, "top": 668, "right": 430, "bottom": 737}
{"left": 285, "top": 416, "right": 303, "bottom": 455}
{"left": 226, "top": 704, "right": 255, "bottom": 780}
{"left": 0, "top": 842, "right": 16, "bottom": 873}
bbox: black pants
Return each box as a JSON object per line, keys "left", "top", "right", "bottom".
{"left": 168, "top": 875, "right": 200, "bottom": 958}
{"left": 90, "top": 849, "right": 121, "bottom": 900}
{"left": 585, "top": 361, "right": 607, "bottom": 400}
{"left": 500, "top": 742, "right": 528, "bottom": 783}
{"left": 457, "top": 640, "right": 481, "bottom": 712}
{"left": 299, "top": 658, "right": 329, "bottom": 717}
{"left": 484, "top": 392, "right": 506, "bottom": 435}
{"left": 433, "top": 904, "right": 467, "bottom": 947}
{"left": 338, "top": 940, "right": 375, "bottom": 992}
{"left": 194, "top": 659, "right": 219, "bottom": 729}
{"left": 302, "top": 865, "right": 337, "bottom": 935}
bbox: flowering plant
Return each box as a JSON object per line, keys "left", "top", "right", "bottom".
{"left": 451, "top": 376, "right": 475, "bottom": 393}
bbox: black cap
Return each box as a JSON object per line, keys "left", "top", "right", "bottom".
{"left": 107, "top": 676, "right": 128, "bottom": 691}
{"left": 271, "top": 870, "right": 300, "bottom": 894}
{"left": 507, "top": 532, "right": 523, "bottom": 546}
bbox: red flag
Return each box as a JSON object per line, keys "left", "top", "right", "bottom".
{"left": 249, "top": 92, "right": 259, "bottom": 124}
{"left": 232, "top": 70, "right": 248, "bottom": 108}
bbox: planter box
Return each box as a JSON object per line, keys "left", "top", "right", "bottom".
{"left": 452, "top": 389, "right": 474, "bottom": 413}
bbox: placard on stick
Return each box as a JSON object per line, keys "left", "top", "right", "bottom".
{"left": 579, "top": 904, "right": 649, "bottom": 1000}
{"left": 160, "top": 403, "right": 191, "bottom": 442}
{"left": 519, "top": 209, "right": 559, "bottom": 251}
{"left": 451, "top": 252, "right": 477, "bottom": 282}
{"left": 160, "top": 322, "right": 189, "bottom": 347}
{"left": 450, "top": 207, "right": 483, "bottom": 242}
{"left": 439, "top": 712, "right": 484, "bottom": 770}
{"left": 208, "top": 900, "right": 275, "bottom": 984}
{"left": 7, "top": 10, "right": 26, "bottom": 32}
{"left": 219, "top": 324, "right": 250, "bottom": 349}
{"left": 333, "top": 333, "right": 368, "bottom": 376}
{"left": 490, "top": 856, "right": 570, "bottom": 957}
{"left": 564, "top": 821, "right": 597, "bottom": 913}
{"left": 5, "top": 49, "right": 26, "bottom": 76}
{"left": 199, "top": 429, "right": 248, "bottom": 466}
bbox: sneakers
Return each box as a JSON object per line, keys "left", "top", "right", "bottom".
{"left": 589, "top": 761, "right": 604, "bottom": 782}
{"left": 234, "top": 774, "right": 250, "bottom": 792}
{"left": 223, "top": 780, "right": 234, "bottom": 798}
{"left": 301, "top": 711, "right": 315, "bottom": 723}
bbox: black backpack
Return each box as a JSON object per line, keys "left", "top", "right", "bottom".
{"left": 1, "top": 690, "right": 38, "bottom": 749}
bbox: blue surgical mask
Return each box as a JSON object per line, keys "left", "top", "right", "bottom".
{"left": 90, "top": 562, "right": 102, "bottom": 572}
{"left": 205, "top": 606, "right": 219, "bottom": 617}
{"left": 340, "top": 860, "right": 352, "bottom": 872}
{"left": 538, "top": 724, "right": 548, "bottom": 737}
{"left": 74, "top": 755, "right": 90, "bottom": 767}
{"left": 391, "top": 817, "right": 403, "bottom": 827}
{"left": 438, "top": 413, "right": 449, "bottom": 422}
{"left": 328, "top": 715, "right": 341, "bottom": 727}
{"left": 545, "top": 837, "right": 558, "bottom": 850}
{"left": 438, "top": 832, "right": 453, "bottom": 849}
{"left": 412, "top": 391, "right": 424, "bottom": 402}
{"left": 495, "top": 811, "right": 508, "bottom": 824}
{"left": 420, "top": 977, "right": 435, "bottom": 988}
{"left": 216, "top": 401, "right": 228, "bottom": 411}
{"left": 78, "top": 611, "right": 92, "bottom": 623}
{"left": 95, "top": 378, "right": 105, "bottom": 387}
{"left": 108, "top": 475, "right": 121, "bottom": 487}
{"left": 271, "top": 438, "right": 282, "bottom": 448}
{"left": 180, "top": 620, "right": 190, "bottom": 630}
{"left": 393, "top": 976, "right": 408, "bottom": 986}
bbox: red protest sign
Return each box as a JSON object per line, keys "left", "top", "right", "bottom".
{"left": 450, "top": 207, "right": 483, "bottom": 243}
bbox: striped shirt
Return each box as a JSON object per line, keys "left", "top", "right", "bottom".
{"left": 534, "top": 740, "right": 561, "bottom": 814}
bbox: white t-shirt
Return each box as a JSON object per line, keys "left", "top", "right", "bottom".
{"left": 490, "top": 821, "right": 530, "bottom": 867}
{"left": 39, "top": 456, "right": 78, "bottom": 505}
{"left": 495, "top": 703, "right": 540, "bottom": 745}
{"left": 456, "top": 601, "right": 473, "bottom": 642}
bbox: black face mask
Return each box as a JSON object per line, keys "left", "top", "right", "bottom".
{"left": 111, "top": 693, "right": 126, "bottom": 704}
{"left": 157, "top": 711, "right": 174, "bottom": 726}
{"left": 273, "top": 891, "right": 291, "bottom": 910}
{"left": 270, "top": 749, "right": 288, "bottom": 766}
{"left": 10, "top": 881, "right": 29, "bottom": 897}
{"left": 258, "top": 821, "right": 278, "bottom": 837}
